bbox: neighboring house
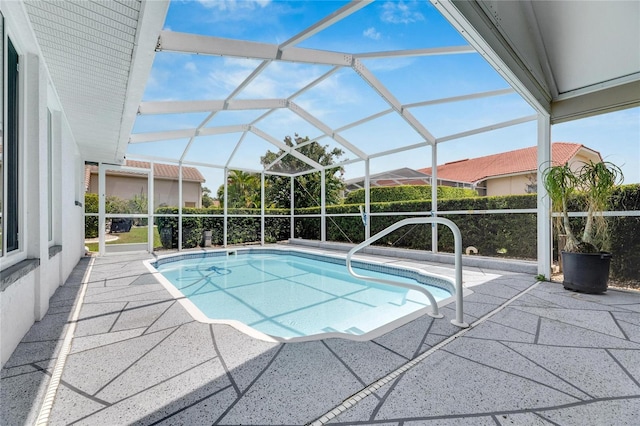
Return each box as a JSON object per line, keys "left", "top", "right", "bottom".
{"left": 345, "top": 167, "right": 474, "bottom": 193}
{"left": 86, "top": 160, "right": 206, "bottom": 208}
{"left": 417, "top": 143, "right": 603, "bottom": 196}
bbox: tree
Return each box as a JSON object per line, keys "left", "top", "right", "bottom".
{"left": 261, "top": 134, "right": 345, "bottom": 208}
{"left": 202, "top": 186, "right": 215, "bottom": 208}
{"left": 217, "top": 170, "right": 261, "bottom": 208}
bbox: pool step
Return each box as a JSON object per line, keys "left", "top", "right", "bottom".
{"left": 327, "top": 301, "right": 425, "bottom": 335}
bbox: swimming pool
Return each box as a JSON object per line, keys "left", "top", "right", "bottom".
{"left": 147, "top": 249, "right": 454, "bottom": 342}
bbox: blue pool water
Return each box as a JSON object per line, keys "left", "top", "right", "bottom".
{"left": 153, "top": 250, "right": 452, "bottom": 340}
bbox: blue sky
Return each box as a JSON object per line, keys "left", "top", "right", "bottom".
{"left": 129, "top": 0, "right": 640, "bottom": 191}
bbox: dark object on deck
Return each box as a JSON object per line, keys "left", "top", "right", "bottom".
{"left": 562, "top": 251, "right": 612, "bottom": 294}
{"left": 110, "top": 218, "right": 133, "bottom": 233}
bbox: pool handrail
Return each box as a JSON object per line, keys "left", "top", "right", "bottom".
{"left": 346, "top": 217, "right": 469, "bottom": 328}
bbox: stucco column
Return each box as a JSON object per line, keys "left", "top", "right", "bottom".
{"left": 537, "top": 114, "right": 552, "bottom": 278}
{"left": 24, "top": 53, "right": 49, "bottom": 320}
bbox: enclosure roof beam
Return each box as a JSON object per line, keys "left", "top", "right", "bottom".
{"left": 353, "top": 59, "right": 436, "bottom": 144}
{"left": 225, "top": 131, "right": 249, "bottom": 169}
{"left": 404, "top": 88, "right": 515, "bottom": 109}
{"left": 157, "top": 31, "right": 353, "bottom": 66}
{"left": 251, "top": 127, "right": 324, "bottom": 170}
{"left": 288, "top": 101, "right": 368, "bottom": 160}
{"left": 354, "top": 45, "right": 475, "bottom": 59}
{"left": 138, "top": 99, "right": 288, "bottom": 115}
{"left": 436, "top": 114, "right": 537, "bottom": 143}
{"left": 279, "top": 1, "right": 373, "bottom": 49}
{"left": 130, "top": 124, "right": 249, "bottom": 143}
{"left": 130, "top": 129, "right": 195, "bottom": 143}
{"left": 368, "top": 141, "right": 430, "bottom": 159}
{"left": 334, "top": 108, "right": 394, "bottom": 133}
{"left": 126, "top": 154, "right": 226, "bottom": 170}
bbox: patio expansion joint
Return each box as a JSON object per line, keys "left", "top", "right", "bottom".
{"left": 210, "top": 325, "right": 241, "bottom": 396}
{"left": 30, "top": 362, "right": 111, "bottom": 407}
{"left": 604, "top": 348, "right": 640, "bottom": 388}
{"left": 212, "top": 344, "right": 286, "bottom": 425}
{"left": 90, "top": 325, "right": 183, "bottom": 398}
{"left": 70, "top": 356, "right": 220, "bottom": 425}
{"left": 412, "top": 317, "right": 436, "bottom": 359}
{"left": 141, "top": 300, "right": 178, "bottom": 335}
{"left": 441, "top": 344, "right": 592, "bottom": 401}
{"left": 308, "top": 281, "right": 542, "bottom": 426}
{"left": 370, "top": 340, "right": 410, "bottom": 362}
{"left": 321, "top": 341, "right": 372, "bottom": 392}
{"left": 608, "top": 311, "right": 631, "bottom": 341}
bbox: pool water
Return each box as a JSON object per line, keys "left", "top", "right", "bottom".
{"left": 154, "top": 251, "right": 451, "bottom": 340}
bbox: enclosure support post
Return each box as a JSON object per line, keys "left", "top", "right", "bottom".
{"left": 261, "top": 172, "right": 265, "bottom": 245}
{"left": 290, "top": 176, "right": 295, "bottom": 239}
{"left": 178, "top": 164, "right": 183, "bottom": 251}
{"left": 98, "top": 163, "right": 106, "bottom": 256}
{"left": 321, "top": 169, "right": 326, "bottom": 242}
{"left": 364, "top": 158, "right": 371, "bottom": 240}
{"left": 537, "top": 113, "right": 552, "bottom": 278}
{"left": 431, "top": 143, "right": 438, "bottom": 253}
{"left": 148, "top": 162, "right": 154, "bottom": 253}
{"left": 223, "top": 167, "right": 228, "bottom": 247}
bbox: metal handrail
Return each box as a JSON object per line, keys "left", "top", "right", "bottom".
{"left": 346, "top": 217, "right": 468, "bottom": 328}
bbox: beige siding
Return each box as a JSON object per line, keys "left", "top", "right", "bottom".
{"left": 486, "top": 174, "right": 535, "bottom": 196}
{"left": 89, "top": 173, "right": 202, "bottom": 208}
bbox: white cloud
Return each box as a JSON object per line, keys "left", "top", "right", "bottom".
{"left": 184, "top": 62, "right": 197, "bottom": 73}
{"left": 363, "top": 27, "right": 381, "bottom": 40}
{"left": 196, "top": 0, "right": 271, "bottom": 11}
{"left": 381, "top": 1, "right": 424, "bottom": 24}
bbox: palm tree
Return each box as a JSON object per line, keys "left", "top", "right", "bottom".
{"left": 222, "top": 170, "right": 261, "bottom": 208}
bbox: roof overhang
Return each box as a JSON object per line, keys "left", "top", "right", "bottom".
{"left": 434, "top": 0, "right": 640, "bottom": 124}
{"left": 23, "top": 0, "right": 169, "bottom": 164}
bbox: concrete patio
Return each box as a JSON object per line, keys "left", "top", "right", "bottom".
{"left": 1, "top": 250, "right": 639, "bottom": 425}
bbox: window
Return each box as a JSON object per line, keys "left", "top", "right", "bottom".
{"left": 6, "top": 37, "right": 19, "bottom": 253}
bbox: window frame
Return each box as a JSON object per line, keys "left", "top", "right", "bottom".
{"left": 5, "top": 35, "right": 19, "bottom": 254}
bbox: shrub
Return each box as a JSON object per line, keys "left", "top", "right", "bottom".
{"left": 84, "top": 193, "right": 99, "bottom": 238}
{"left": 344, "top": 185, "right": 476, "bottom": 204}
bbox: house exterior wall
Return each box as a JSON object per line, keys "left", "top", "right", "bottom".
{"left": 485, "top": 150, "right": 603, "bottom": 197}
{"left": 486, "top": 174, "right": 534, "bottom": 196}
{"left": 88, "top": 173, "right": 202, "bottom": 208}
{"left": 1, "top": 3, "right": 84, "bottom": 366}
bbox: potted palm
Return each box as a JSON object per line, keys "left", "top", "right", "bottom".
{"left": 542, "top": 160, "right": 623, "bottom": 293}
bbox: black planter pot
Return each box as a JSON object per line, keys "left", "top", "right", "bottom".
{"left": 561, "top": 251, "right": 612, "bottom": 294}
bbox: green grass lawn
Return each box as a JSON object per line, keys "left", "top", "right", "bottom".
{"left": 86, "top": 226, "right": 161, "bottom": 252}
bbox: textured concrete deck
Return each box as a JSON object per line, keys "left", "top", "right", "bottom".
{"left": 2, "top": 250, "right": 639, "bottom": 425}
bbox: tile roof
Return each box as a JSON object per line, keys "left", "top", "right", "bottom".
{"left": 86, "top": 160, "right": 205, "bottom": 186}
{"left": 417, "top": 142, "right": 601, "bottom": 183}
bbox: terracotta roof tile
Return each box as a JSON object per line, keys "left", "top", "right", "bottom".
{"left": 417, "top": 142, "right": 601, "bottom": 183}
{"left": 87, "top": 161, "right": 205, "bottom": 183}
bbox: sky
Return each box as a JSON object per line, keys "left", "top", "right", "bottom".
{"left": 128, "top": 0, "right": 640, "bottom": 192}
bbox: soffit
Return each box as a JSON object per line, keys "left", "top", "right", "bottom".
{"left": 444, "top": 0, "right": 640, "bottom": 123}
{"left": 23, "top": 0, "right": 168, "bottom": 163}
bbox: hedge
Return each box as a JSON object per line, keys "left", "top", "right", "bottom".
{"left": 85, "top": 193, "right": 99, "bottom": 238}
{"left": 295, "top": 185, "right": 640, "bottom": 280}
{"left": 155, "top": 207, "right": 290, "bottom": 248}
{"left": 296, "top": 194, "right": 538, "bottom": 259}
{"left": 86, "top": 184, "right": 639, "bottom": 281}
{"left": 344, "top": 185, "right": 476, "bottom": 204}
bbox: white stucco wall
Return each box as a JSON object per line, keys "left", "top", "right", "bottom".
{"left": 0, "top": 2, "right": 84, "bottom": 366}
